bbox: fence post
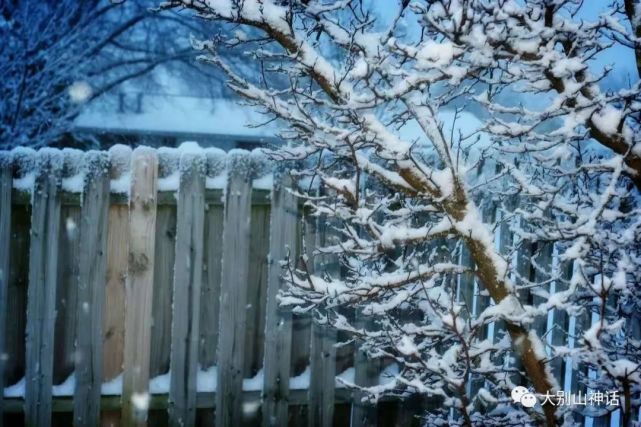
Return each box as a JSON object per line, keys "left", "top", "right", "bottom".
{"left": 216, "top": 150, "right": 252, "bottom": 427}
{"left": 0, "top": 152, "right": 12, "bottom": 427}
{"left": 262, "top": 173, "right": 297, "bottom": 426}
{"left": 122, "top": 147, "right": 158, "bottom": 427}
{"left": 169, "top": 150, "right": 206, "bottom": 427}
{"left": 25, "top": 149, "right": 63, "bottom": 427}
{"left": 73, "top": 152, "right": 110, "bottom": 426}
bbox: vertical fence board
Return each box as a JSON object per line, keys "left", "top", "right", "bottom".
{"left": 550, "top": 257, "right": 571, "bottom": 382}
{"left": 216, "top": 152, "right": 252, "bottom": 427}
{"left": 291, "top": 216, "right": 311, "bottom": 381}
{"left": 150, "top": 207, "right": 176, "bottom": 378}
{"left": 458, "top": 245, "right": 483, "bottom": 398}
{"left": 103, "top": 204, "right": 129, "bottom": 379}
{"left": 53, "top": 205, "right": 80, "bottom": 385}
{"left": 102, "top": 204, "right": 128, "bottom": 427}
{"left": 309, "top": 323, "right": 337, "bottom": 427}
{"left": 169, "top": 152, "right": 206, "bottom": 427}
{"left": 350, "top": 313, "right": 378, "bottom": 427}
{"left": 244, "top": 205, "right": 270, "bottom": 377}
{"left": 494, "top": 209, "right": 512, "bottom": 344}
{"left": 475, "top": 201, "right": 496, "bottom": 339}
{"left": 5, "top": 150, "right": 34, "bottom": 391}
{"left": 308, "top": 213, "right": 337, "bottom": 427}
{"left": 74, "top": 152, "right": 110, "bottom": 426}
{"left": 25, "top": 150, "right": 63, "bottom": 427}
{"left": 122, "top": 148, "right": 158, "bottom": 427}
{"left": 0, "top": 154, "right": 12, "bottom": 425}
{"left": 53, "top": 152, "right": 83, "bottom": 386}
{"left": 533, "top": 243, "right": 552, "bottom": 336}
{"left": 290, "top": 313, "right": 312, "bottom": 375}
{"left": 103, "top": 146, "right": 131, "bottom": 393}
{"left": 262, "top": 176, "right": 297, "bottom": 427}
{"left": 4, "top": 204, "right": 29, "bottom": 388}
{"left": 199, "top": 206, "right": 223, "bottom": 369}
{"left": 288, "top": 214, "right": 312, "bottom": 427}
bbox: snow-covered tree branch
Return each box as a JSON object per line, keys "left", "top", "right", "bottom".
{"left": 155, "top": 1, "right": 641, "bottom": 425}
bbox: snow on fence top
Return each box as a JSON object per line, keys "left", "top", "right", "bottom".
{"left": 0, "top": 142, "right": 276, "bottom": 196}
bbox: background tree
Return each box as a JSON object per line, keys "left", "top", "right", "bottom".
{"left": 0, "top": 0, "right": 238, "bottom": 150}
{"left": 154, "top": 1, "right": 641, "bottom": 426}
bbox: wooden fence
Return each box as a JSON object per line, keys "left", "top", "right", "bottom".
{"left": 0, "top": 145, "right": 416, "bottom": 427}
{"left": 0, "top": 145, "right": 625, "bottom": 427}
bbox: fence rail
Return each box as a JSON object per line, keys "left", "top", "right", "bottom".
{"left": 0, "top": 145, "right": 413, "bottom": 427}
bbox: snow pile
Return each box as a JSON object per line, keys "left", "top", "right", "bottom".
{"left": 11, "top": 147, "right": 37, "bottom": 191}
{"left": 157, "top": 146, "right": 180, "bottom": 191}
{"left": 226, "top": 149, "right": 253, "bottom": 179}
{"left": 61, "top": 148, "right": 85, "bottom": 193}
{"left": 250, "top": 148, "right": 274, "bottom": 189}
{"left": 205, "top": 147, "right": 227, "bottom": 189}
{"left": 108, "top": 144, "right": 132, "bottom": 194}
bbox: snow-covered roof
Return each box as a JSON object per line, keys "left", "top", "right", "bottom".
{"left": 74, "top": 93, "right": 279, "bottom": 140}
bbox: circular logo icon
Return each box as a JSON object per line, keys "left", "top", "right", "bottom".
{"left": 511, "top": 386, "right": 538, "bottom": 408}
{"left": 511, "top": 386, "right": 529, "bottom": 403}
{"left": 520, "top": 392, "right": 537, "bottom": 408}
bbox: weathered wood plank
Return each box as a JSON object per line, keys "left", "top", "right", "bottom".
{"left": 244, "top": 205, "right": 270, "bottom": 377}
{"left": 308, "top": 213, "right": 337, "bottom": 427}
{"left": 290, "top": 216, "right": 311, "bottom": 378}
{"left": 122, "top": 148, "right": 158, "bottom": 427}
{"left": 102, "top": 201, "right": 126, "bottom": 427}
{"left": 169, "top": 151, "right": 206, "bottom": 427}
{"left": 199, "top": 206, "right": 223, "bottom": 369}
{"left": 102, "top": 147, "right": 131, "bottom": 391}
{"left": 309, "top": 324, "right": 337, "bottom": 427}
{"left": 150, "top": 149, "right": 179, "bottom": 380}
{"left": 198, "top": 149, "right": 225, "bottom": 376}
{"left": 150, "top": 207, "right": 175, "bottom": 378}
{"left": 73, "top": 152, "right": 111, "bottom": 426}
{"left": 103, "top": 206, "right": 128, "bottom": 378}
{"left": 25, "top": 150, "right": 63, "bottom": 427}
{"left": 216, "top": 151, "right": 252, "bottom": 427}
{"left": 0, "top": 153, "right": 13, "bottom": 426}
{"left": 4, "top": 203, "right": 29, "bottom": 388}
{"left": 53, "top": 205, "right": 80, "bottom": 386}
{"left": 262, "top": 175, "right": 297, "bottom": 427}
{"left": 53, "top": 151, "right": 84, "bottom": 386}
